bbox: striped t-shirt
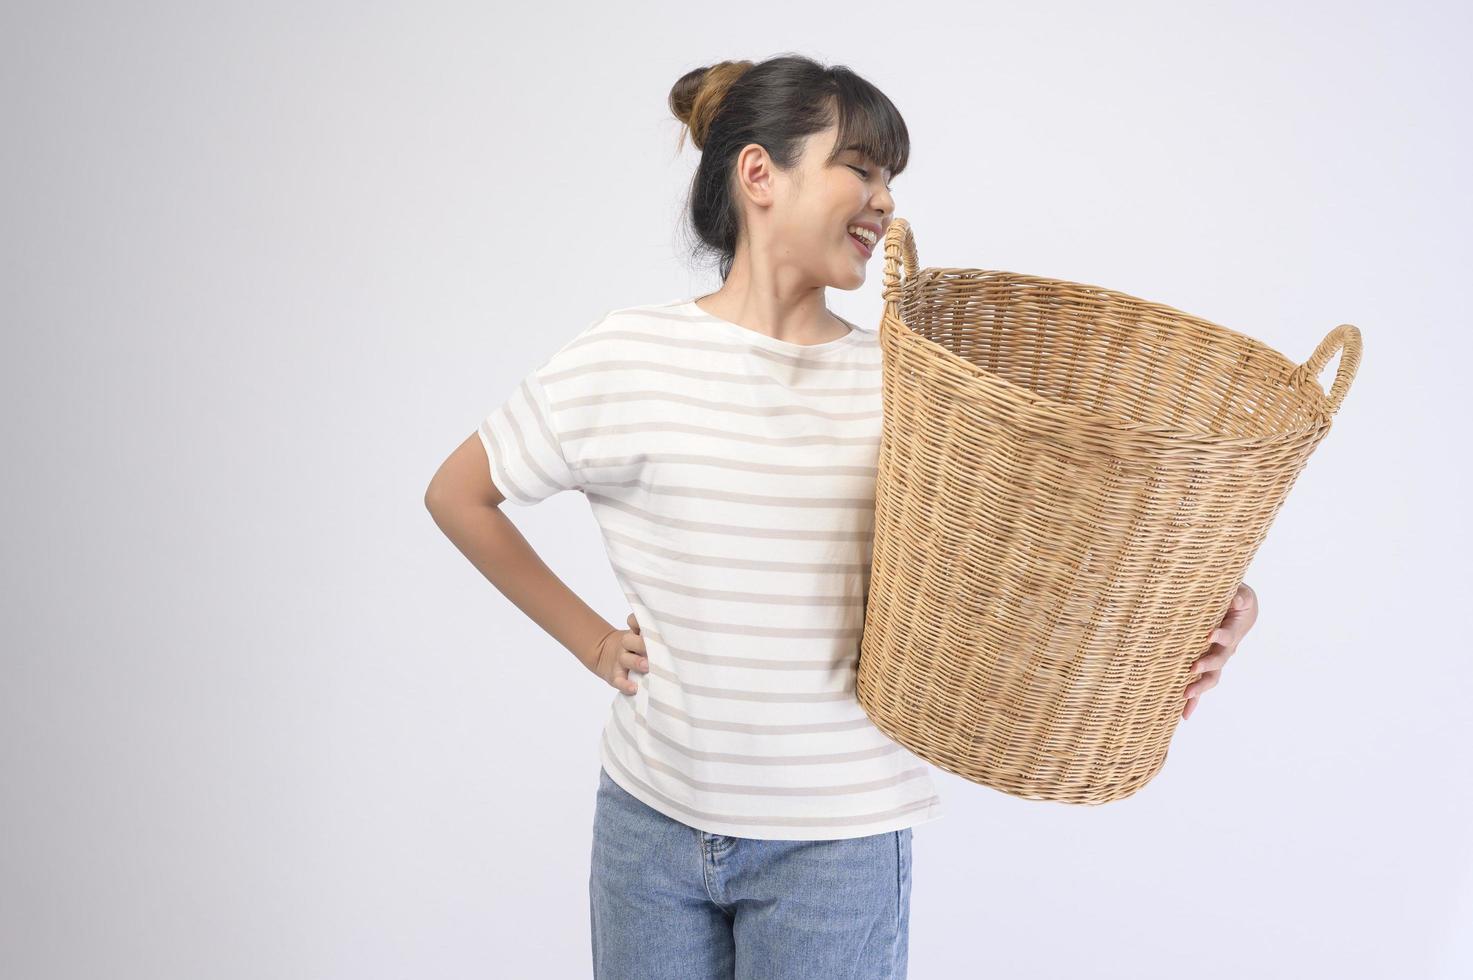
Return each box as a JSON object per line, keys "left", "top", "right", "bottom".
{"left": 478, "top": 296, "right": 945, "bottom": 841}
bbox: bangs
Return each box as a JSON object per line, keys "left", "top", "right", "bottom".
{"left": 823, "top": 75, "right": 910, "bottom": 182}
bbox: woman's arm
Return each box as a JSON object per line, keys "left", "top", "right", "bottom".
{"left": 424, "top": 431, "right": 616, "bottom": 676}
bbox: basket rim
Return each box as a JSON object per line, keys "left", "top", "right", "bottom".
{"left": 912, "top": 265, "right": 1285, "bottom": 342}
{"left": 880, "top": 295, "right": 1335, "bottom": 448}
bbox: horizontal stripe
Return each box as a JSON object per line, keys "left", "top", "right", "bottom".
{"left": 645, "top": 628, "right": 849, "bottom": 671}
{"left": 591, "top": 494, "right": 872, "bottom": 543}
{"left": 618, "top": 697, "right": 901, "bottom": 765}
{"left": 644, "top": 692, "right": 878, "bottom": 735}
{"left": 563, "top": 325, "right": 883, "bottom": 373}
{"left": 563, "top": 418, "right": 882, "bottom": 448}
{"left": 632, "top": 305, "right": 871, "bottom": 349}
{"left": 637, "top": 601, "right": 861, "bottom": 641}
{"left": 588, "top": 475, "right": 878, "bottom": 509}
{"left": 597, "top": 527, "right": 873, "bottom": 574}
{"left": 554, "top": 387, "right": 883, "bottom": 421}
{"left": 603, "top": 736, "right": 939, "bottom": 831}
{"left": 575, "top": 451, "right": 877, "bottom": 477}
{"left": 645, "top": 661, "right": 856, "bottom": 703}
{"left": 610, "top": 561, "right": 863, "bottom": 608}
{"left": 604, "top": 728, "right": 937, "bottom": 828}
{"left": 611, "top": 710, "right": 924, "bottom": 798}
{"left": 546, "top": 358, "right": 882, "bottom": 396}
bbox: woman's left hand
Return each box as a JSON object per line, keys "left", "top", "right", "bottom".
{"left": 1183, "top": 582, "right": 1258, "bottom": 720}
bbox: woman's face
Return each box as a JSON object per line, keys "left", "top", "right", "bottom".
{"left": 758, "top": 122, "right": 896, "bottom": 290}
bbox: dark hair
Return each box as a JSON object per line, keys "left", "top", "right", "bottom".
{"left": 668, "top": 54, "right": 910, "bottom": 283}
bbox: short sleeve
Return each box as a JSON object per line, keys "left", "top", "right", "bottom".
{"left": 478, "top": 362, "right": 581, "bottom": 507}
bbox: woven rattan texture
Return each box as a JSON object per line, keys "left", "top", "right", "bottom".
{"left": 857, "top": 218, "right": 1361, "bottom": 804}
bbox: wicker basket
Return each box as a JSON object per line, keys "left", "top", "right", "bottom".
{"left": 856, "top": 217, "right": 1361, "bottom": 805}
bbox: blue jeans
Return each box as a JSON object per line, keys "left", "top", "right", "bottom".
{"left": 589, "top": 766, "right": 912, "bottom": 979}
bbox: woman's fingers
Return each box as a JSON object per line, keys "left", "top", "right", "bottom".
{"left": 617, "top": 614, "right": 648, "bottom": 695}
{"left": 614, "top": 649, "right": 648, "bottom": 695}
{"left": 1184, "top": 669, "right": 1220, "bottom": 700}
{"left": 615, "top": 658, "right": 636, "bottom": 694}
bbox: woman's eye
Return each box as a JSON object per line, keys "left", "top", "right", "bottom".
{"left": 849, "top": 164, "right": 892, "bottom": 191}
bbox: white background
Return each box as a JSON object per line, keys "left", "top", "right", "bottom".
{"left": 2, "top": 1, "right": 1468, "bottom": 977}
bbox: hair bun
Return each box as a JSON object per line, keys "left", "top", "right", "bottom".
{"left": 669, "top": 60, "right": 754, "bottom": 152}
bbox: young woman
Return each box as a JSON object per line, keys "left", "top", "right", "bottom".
{"left": 426, "top": 50, "right": 1261, "bottom": 978}
{"left": 427, "top": 51, "right": 1259, "bottom": 980}
{"left": 426, "top": 53, "right": 922, "bottom": 977}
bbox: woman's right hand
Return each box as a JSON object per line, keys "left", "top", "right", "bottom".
{"left": 593, "top": 613, "right": 648, "bottom": 695}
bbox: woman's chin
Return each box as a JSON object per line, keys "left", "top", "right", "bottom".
{"left": 835, "top": 262, "right": 866, "bottom": 288}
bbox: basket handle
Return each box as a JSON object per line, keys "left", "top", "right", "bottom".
{"left": 881, "top": 217, "right": 919, "bottom": 311}
{"left": 1288, "top": 324, "right": 1362, "bottom": 417}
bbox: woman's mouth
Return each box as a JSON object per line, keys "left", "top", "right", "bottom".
{"left": 847, "top": 229, "right": 874, "bottom": 258}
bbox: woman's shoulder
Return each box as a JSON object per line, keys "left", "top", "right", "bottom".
{"left": 595, "top": 297, "right": 698, "bottom": 329}
{"left": 541, "top": 299, "right": 689, "bottom": 373}
{"left": 556, "top": 298, "right": 706, "bottom": 353}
